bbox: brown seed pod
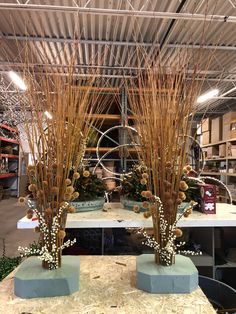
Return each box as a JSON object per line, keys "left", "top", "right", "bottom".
{"left": 65, "top": 178, "right": 71, "bottom": 186}
{"left": 178, "top": 191, "right": 186, "bottom": 201}
{"left": 150, "top": 204, "right": 158, "bottom": 213}
{"left": 73, "top": 172, "right": 80, "bottom": 180}
{"left": 142, "top": 173, "right": 149, "bottom": 179}
{"left": 142, "top": 201, "right": 149, "bottom": 209}
{"left": 64, "top": 193, "right": 72, "bottom": 201}
{"left": 165, "top": 161, "right": 172, "bottom": 168}
{"left": 140, "top": 178, "right": 147, "bottom": 185}
{"left": 34, "top": 226, "right": 40, "bottom": 233}
{"left": 58, "top": 230, "right": 66, "bottom": 239}
{"left": 143, "top": 211, "right": 152, "bottom": 218}
{"left": 18, "top": 196, "right": 25, "bottom": 204}
{"left": 141, "top": 190, "right": 147, "bottom": 198}
{"left": 83, "top": 170, "right": 90, "bottom": 177}
{"left": 72, "top": 191, "right": 79, "bottom": 199}
{"left": 36, "top": 190, "right": 44, "bottom": 198}
{"left": 175, "top": 228, "right": 183, "bottom": 238}
{"left": 28, "top": 184, "right": 36, "bottom": 192}
{"left": 145, "top": 190, "right": 152, "bottom": 198}
{"left": 51, "top": 186, "right": 59, "bottom": 195}
{"left": 68, "top": 206, "right": 76, "bottom": 213}
{"left": 66, "top": 186, "right": 74, "bottom": 194}
{"left": 133, "top": 205, "right": 140, "bottom": 213}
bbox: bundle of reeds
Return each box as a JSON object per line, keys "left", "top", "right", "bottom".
{"left": 17, "top": 50, "right": 110, "bottom": 269}
{"left": 127, "top": 50, "right": 211, "bottom": 266}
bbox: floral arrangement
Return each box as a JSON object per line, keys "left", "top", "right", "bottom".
{"left": 121, "top": 165, "right": 148, "bottom": 202}
{"left": 71, "top": 168, "right": 106, "bottom": 201}
{"left": 15, "top": 47, "right": 108, "bottom": 270}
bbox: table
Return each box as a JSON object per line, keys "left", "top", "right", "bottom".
{"left": 17, "top": 202, "right": 236, "bottom": 229}
{"left": 16, "top": 203, "right": 236, "bottom": 278}
{"left": 0, "top": 255, "right": 215, "bottom": 314}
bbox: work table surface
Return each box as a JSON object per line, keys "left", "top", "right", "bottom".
{"left": 17, "top": 203, "right": 236, "bottom": 229}
{"left": 0, "top": 255, "right": 215, "bottom": 314}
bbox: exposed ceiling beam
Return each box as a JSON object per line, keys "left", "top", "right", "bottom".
{"left": 0, "top": 3, "right": 236, "bottom": 23}
{"left": 3, "top": 35, "right": 236, "bottom": 51}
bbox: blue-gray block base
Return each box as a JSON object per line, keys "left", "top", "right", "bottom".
{"left": 14, "top": 255, "right": 80, "bottom": 299}
{"left": 136, "top": 254, "right": 198, "bottom": 294}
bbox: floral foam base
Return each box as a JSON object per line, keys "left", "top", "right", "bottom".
{"left": 136, "top": 254, "right": 198, "bottom": 294}
{"left": 14, "top": 256, "right": 80, "bottom": 298}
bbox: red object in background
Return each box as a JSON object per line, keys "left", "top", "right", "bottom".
{"left": 199, "top": 184, "right": 216, "bottom": 214}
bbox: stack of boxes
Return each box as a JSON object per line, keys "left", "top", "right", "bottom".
{"left": 201, "top": 118, "right": 211, "bottom": 145}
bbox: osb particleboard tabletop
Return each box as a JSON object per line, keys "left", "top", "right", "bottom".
{"left": 0, "top": 255, "right": 215, "bottom": 314}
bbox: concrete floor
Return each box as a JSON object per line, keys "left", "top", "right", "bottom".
{"left": 0, "top": 198, "right": 38, "bottom": 257}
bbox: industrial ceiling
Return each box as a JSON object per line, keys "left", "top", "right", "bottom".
{"left": 0, "top": 0, "right": 236, "bottom": 115}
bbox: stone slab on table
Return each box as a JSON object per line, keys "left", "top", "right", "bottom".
{"left": 0, "top": 255, "right": 215, "bottom": 314}
{"left": 17, "top": 203, "right": 236, "bottom": 229}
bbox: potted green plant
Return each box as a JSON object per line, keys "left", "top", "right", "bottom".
{"left": 70, "top": 168, "right": 106, "bottom": 212}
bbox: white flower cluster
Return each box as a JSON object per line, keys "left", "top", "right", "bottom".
{"left": 18, "top": 203, "right": 77, "bottom": 270}
{"left": 138, "top": 196, "right": 202, "bottom": 266}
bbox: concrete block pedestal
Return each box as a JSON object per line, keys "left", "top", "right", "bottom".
{"left": 136, "top": 254, "right": 198, "bottom": 294}
{"left": 14, "top": 256, "right": 80, "bottom": 299}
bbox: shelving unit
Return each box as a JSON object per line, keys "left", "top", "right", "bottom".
{"left": 0, "top": 124, "right": 19, "bottom": 198}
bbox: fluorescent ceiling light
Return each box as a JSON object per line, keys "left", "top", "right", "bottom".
{"left": 8, "top": 71, "right": 27, "bottom": 91}
{"left": 197, "top": 89, "right": 219, "bottom": 103}
{"left": 44, "top": 111, "right": 53, "bottom": 119}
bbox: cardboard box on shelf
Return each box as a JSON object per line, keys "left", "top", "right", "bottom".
{"left": 206, "top": 146, "right": 218, "bottom": 158}
{"left": 230, "top": 119, "right": 236, "bottom": 139}
{"left": 201, "top": 118, "right": 211, "bottom": 133}
{"left": 223, "top": 111, "right": 236, "bottom": 140}
{"left": 231, "top": 145, "right": 236, "bottom": 157}
{"left": 211, "top": 117, "right": 222, "bottom": 143}
{"left": 202, "top": 131, "right": 210, "bottom": 145}
{"left": 219, "top": 144, "right": 226, "bottom": 157}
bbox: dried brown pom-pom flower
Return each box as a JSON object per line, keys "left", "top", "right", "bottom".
{"left": 34, "top": 226, "right": 40, "bottom": 233}
{"left": 36, "top": 190, "right": 44, "bottom": 198}
{"left": 186, "top": 165, "right": 192, "bottom": 171}
{"left": 179, "top": 180, "right": 188, "bottom": 191}
{"left": 28, "top": 184, "right": 36, "bottom": 192}
{"left": 145, "top": 190, "right": 152, "bottom": 198}
{"left": 143, "top": 211, "right": 152, "bottom": 218}
{"left": 178, "top": 191, "right": 186, "bottom": 201}
{"left": 142, "top": 201, "right": 149, "bottom": 209}
{"left": 133, "top": 205, "right": 140, "bottom": 213}
{"left": 66, "top": 186, "right": 74, "bottom": 194}
{"left": 65, "top": 178, "right": 71, "bottom": 186}
{"left": 68, "top": 206, "right": 76, "bottom": 213}
{"left": 58, "top": 230, "right": 66, "bottom": 239}
{"left": 140, "top": 178, "right": 147, "bottom": 185}
{"left": 72, "top": 191, "right": 79, "bottom": 199}
{"left": 43, "top": 180, "right": 48, "bottom": 187}
{"left": 141, "top": 190, "right": 147, "bottom": 198}
{"left": 64, "top": 193, "right": 72, "bottom": 201}
{"left": 18, "top": 196, "right": 25, "bottom": 203}
{"left": 73, "top": 172, "right": 80, "bottom": 179}
{"left": 142, "top": 173, "right": 149, "bottom": 179}
{"left": 175, "top": 228, "right": 183, "bottom": 238}
{"left": 83, "top": 170, "right": 90, "bottom": 177}
{"left": 51, "top": 186, "right": 59, "bottom": 195}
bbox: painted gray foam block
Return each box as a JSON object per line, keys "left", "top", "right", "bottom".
{"left": 14, "top": 255, "right": 80, "bottom": 298}
{"left": 136, "top": 254, "right": 198, "bottom": 294}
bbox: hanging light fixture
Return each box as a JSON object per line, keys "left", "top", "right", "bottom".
{"left": 197, "top": 89, "right": 219, "bottom": 103}
{"left": 8, "top": 71, "right": 27, "bottom": 91}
